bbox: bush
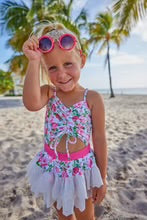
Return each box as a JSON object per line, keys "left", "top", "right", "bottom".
{"left": 0, "top": 69, "right": 14, "bottom": 94}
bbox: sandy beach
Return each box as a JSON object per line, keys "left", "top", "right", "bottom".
{"left": 0, "top": 94, "right": 147, "bottom": 220}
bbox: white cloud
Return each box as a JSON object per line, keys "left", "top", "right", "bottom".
{"left": 111, "top": 52, "right": 145, "bottom": 65}
{"left": 99, "top": 49, "right": 145, "bottom": 65}
{"left": 132, "top": 16, "right": 147, "bottom": 42}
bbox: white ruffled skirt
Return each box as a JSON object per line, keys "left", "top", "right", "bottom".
{"left": 26, "top": 147, "right": 104, "bottom": 216}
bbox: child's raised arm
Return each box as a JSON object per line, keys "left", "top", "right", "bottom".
{"left": 22, "top": 36, "right": 49, "bottom": 111}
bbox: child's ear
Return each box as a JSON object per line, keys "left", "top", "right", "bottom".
{"left": 81, "top": 53, "right": 86, "bottom": 68}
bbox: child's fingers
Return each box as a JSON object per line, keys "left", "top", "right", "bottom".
{"left": 94, "top": 192, "right": 104, "bottom": 205}
{"left": 92, "top": 185, "right": 107, "bottom": 205}
{"left": 23, "top": 40, "right": 34, "bottom": 51}
{"left": 23, "top": 35, "right": 39, "bottom": 53}
{"left": 31, "top": 35, "right": 39, "bottom": 44}
{"left": 30, "top": 35, "right": 39, "bottom": 48}
{"left": 94, "top": 187, "right": 107, "bottom": 205}
{"left": 29, "top": 38, "right": 38, "bottom": 51}
{"left": 92, "top": 187, "right": 97, "bottom": 203}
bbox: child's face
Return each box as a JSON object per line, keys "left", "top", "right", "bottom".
{"left": 43, "top": 43, "right": 86, "bottom": 92}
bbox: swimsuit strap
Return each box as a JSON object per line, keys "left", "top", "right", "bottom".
{"left": 84, "top": 88, "right": 88, "bottom": 102}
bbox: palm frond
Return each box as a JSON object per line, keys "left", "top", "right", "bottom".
{"left": 5, "top": 54, "right": 28, "bottom": 76}
{"left": 75, "top": 8, "right": 88, "bottom": 23}
{"left": 110, "top": 28, "right": 129, "bottom": 47}
{"left": 6, "top": 26, "right": 32, "bottom": 52}
{"left": 57, "top": 15, "right": 80, "bottom": 36}
{"left": 47, "top": 0, "right": 66, "bottom": 15}
{"left": 66, "top": 0, "right": 74, "bottom": 18}
{"left": 89, "top": 22, "right": 106, "bottom": 41}
{"left": 88, "top": 42, "right": 97, "bottom": 60}
{"left": 0, "top": 0, "right": 29, "bottom": 34}
{"left": 113, "top": 0, "right": 147, "bottom": 32}
{"left": 96, "top": 11, "right": 113, "bottom": 32}
{"left": 98, "top": 40, "right": 107, "bottom": 54}
{"left": 80, "top": 37, "right": 90, "bottom": 56}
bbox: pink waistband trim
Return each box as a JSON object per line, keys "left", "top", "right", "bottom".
{"left": 44, "top": 143, "right": 91, "bottom": 161}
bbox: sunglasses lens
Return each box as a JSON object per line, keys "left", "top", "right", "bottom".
{"left": 39, "top": 37, "right": 52, "bottom": 51}
{"left": 60, "top": 35, "right": 75, "bottom": 49}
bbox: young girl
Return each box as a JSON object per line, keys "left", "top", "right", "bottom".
{"left": 23, "top": 21, "right": 108, "bottom": 220}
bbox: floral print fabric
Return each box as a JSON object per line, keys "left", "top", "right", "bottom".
{"left": 36, "top": 149, "right": 96, "bottom": 178}
{"left": 44, "top": 88, "right": 92, "bottom": 156}
{"left": 26, "top": 89, "right": 104, "bottom": 217}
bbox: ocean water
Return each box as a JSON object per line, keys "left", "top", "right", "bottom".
{"left": 97, "top": 88, "right": 147, "bottom": 95}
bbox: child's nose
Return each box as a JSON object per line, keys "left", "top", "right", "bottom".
{"left": 57, "top": 67, "right": 67, "bottom": 79}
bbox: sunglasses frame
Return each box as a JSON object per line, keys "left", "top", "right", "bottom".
{"left": 38, "top": 33, "right": 77, "bottom": 53}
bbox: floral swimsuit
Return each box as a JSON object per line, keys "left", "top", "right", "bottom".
{"left": 26, "top": 88, "right": 104, "bottom": 216}
{"left": 35, "top": 88, "right": 98, "bottom": 178}
{"left": 44, "top": 87, "right": 92, "bottom": 159}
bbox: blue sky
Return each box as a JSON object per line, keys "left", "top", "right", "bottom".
{"left": 0, "top": 0, "right": 147, "bottom": 90}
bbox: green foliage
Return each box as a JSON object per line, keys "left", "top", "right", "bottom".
{"left": 0, "top": 69, "right": 14, "bottom": 94}
{"left": 112, "top": 0, "right": 147, "bottom": 33}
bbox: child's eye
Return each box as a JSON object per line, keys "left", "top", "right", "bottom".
{"left": 48, "top": 66, "right": 57, "bottom": 72}
{"left": 64, "top": 62, "right": 72, "bottom": 67}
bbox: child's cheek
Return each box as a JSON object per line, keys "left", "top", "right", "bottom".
{"left": 49, "top": 72, "right": 56, "bottom": 83}
{"left": 70, "top": 66, "right": 81, "bottom": 77}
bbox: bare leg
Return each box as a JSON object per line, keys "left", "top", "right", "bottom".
{"left": 74, "top": 198, "right": 95, "bottom": 220}
{"left": 54, "top": 202, "right": 77, "bottom": 220}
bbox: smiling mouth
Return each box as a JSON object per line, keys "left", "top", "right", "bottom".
{"left": 59, "top": 79, "right": 72, "bottom": 84}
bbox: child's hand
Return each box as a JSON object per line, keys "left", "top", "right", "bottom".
{"left": 92, "top": 182, "right": 107, "bottom": 205}
{"left": 22, "top": 35, "right": 42, "bottom": 61}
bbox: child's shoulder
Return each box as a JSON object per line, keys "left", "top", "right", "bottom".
{"left": 39, "top": 84, "right": 55, "bottom": 107}
{"left": 87, "top": 89, "right": 104, "bottom": 109}
{"left": 87, "top": 89, "right": 103, "bottom": 98}
{"left": 42, "top": 85, "right": 55, "bottom": 98}
{"left": 48, "top": 85, "right": 56, "bottom": 99}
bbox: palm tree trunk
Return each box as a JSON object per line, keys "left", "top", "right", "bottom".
{"left": 107, "top": 41, "right": 115, "bottom": 98}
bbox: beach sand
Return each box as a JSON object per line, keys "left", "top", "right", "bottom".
{"left": 0, "top": 94, "right": 147, "bottom": 220}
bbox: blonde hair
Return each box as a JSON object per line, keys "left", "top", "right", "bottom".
{"left": 30, "top": 21, "right": 81, "bottom": 86}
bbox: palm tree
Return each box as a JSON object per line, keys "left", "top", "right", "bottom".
{"left": 0, "top": 0, "right": 88, "bottom": 79}
{"left": 112, "top": 0, "right": 147, "bottom": 33}
{"left": 88, "top": 10, "right": 129, "bottom": 98}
